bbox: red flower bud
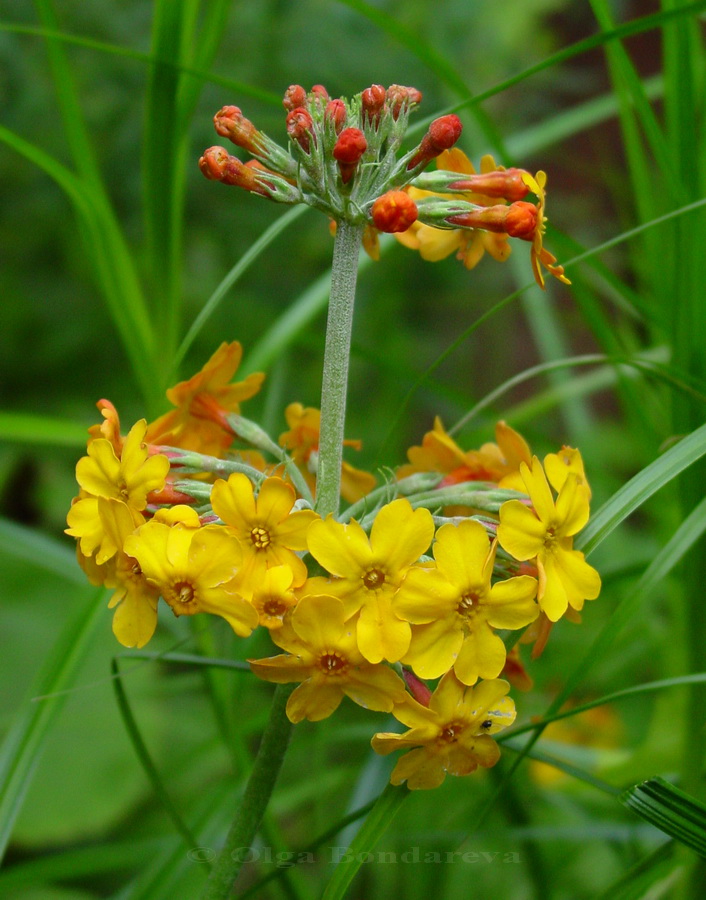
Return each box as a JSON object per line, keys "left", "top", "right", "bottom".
{"left": 361, "top": 84, "right": 386, "bottom": 125}
{"left": 333, "top": 128, "right": 367, "bottom": 183}
{"left": 198, "top": 147, "right": 270, "bottom": 196}
{"left": 213, "top": 106, "right": 261, "bottom": 154}
{"left": 386, "top": 84, "right": 423, "bottom": 118}
{"left": 402, "top": 669, "right": 432, "bottom": 706}
{"left": 371, "top": 190, "right": 419, "bottom": 233}
{"left": 283, "top": 84, "right": 307, "bottom": 111}
{"left": 407, "top": 114, "right": 463, "bottom": 170}
{"left": 310, "top": 84, "right": 330, "bottom": 101}
{"left": 325, "top": 98, "right": 347, "bottom": 133}
{"left": 286, "top": 106, "right": 315, "bottom": 153}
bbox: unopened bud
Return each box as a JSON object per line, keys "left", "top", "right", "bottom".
{"left": 386, "top": 84, "right": 422, "bottom": 118}
{"left": 361, "top": 84, "right": 386, "bottom": 125}
{"left": 402, "top": 669, "right": 432, "bottom": 706}
{"left": 448, "top": 168, "right": 530, "bottom": 202}
{"left": 213, "top": 106, "right": 262, "bottom": 154}
{"left": 286, "top": 106, "right": 315, "bottom": 153}
{"left": 325, "top": 99, "right": 347, "bottom": 133}
{"left": 446, "top": 201, "right": 538, "bottom": 239}
{"left": 310, "top": 84, "right": 330, "bottom": 101}
{"left": 333, "top": 128, "right": 367, "bottom": 183}
{"left": 407, "top": 114, "right": 463, "bottom": 170}
{"left": 371, "top": 190, "right": 418, "bottom": 233}
{"left": 198, "top": 147, "right": 270, "bottom": 196}
{"left": 283, "top": 84, "right": 307, "bottom": 111}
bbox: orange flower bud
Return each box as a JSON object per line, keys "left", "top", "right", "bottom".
{"left": 310, "top": 84, "right": 330, "bottom": 101}
{"left": 286, "top": 106, "right": 315, "bottom": 153}
{"left": 505, "top": 201, "right": 539, "bottom": 239}
{"left": 333, "top": 127, "right": 367, "bottom": 183}
{"left": 325, "top": 98, "right": 347, "bottom": 133}
{"left": 361, "top": 83, "right": 386, "bottom": 125}
{"left": 407, "top": 114, "right": 463, "bottom": 169}
{"left": 283, "top": 84, "right": 307, "bottom": 111}
{"left": 448, "top": 168, "right": 530, "bottom": 202}
{"left": 213, "top": 106, "right": 261, "bottom": 154}
{"left": 386, "top": 84, "right": 422, "bottom": 118}
{"left": 371, "top": 190, "right": 419, "bottom": 233}
{"left": 198, "top": 147, "right": 271, "bottom": 196}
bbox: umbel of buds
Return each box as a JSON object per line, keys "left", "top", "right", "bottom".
{"left": 198, "top": 82, "right": 570, "bottom": 288}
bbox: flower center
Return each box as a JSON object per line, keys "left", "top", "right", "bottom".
{"left": 319, "top": 651, "right": 348, "bottom": 677}
{"left": 457, "top": 591, "right": 480, "bottom": 614}
{"left": 117, "top": 480, "right": 130, "bottom": 501}
{"left": 250, "top": 525, "right": 272, "bottom": 550}
{"left": 262, "top": 596, "right": 286, "bottom": 618}
{"left": 363, "top": 567, "right": 386, "bottom": 590}
{"left": 166, "top": 580, "right": 198, "bottom": 616}
{"left": 439, "top": 720, "right": 465, "bottom": 744}
{"left": 543, "top": 527, "right": 557, "bottom": 551}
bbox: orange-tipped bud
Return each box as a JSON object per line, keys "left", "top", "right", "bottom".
{"left": 505, "top": 201, "right": 539, "bottom": 239}
{"left": 448, "top": 168, "right": 530, "bottom": 202}
{"left": 213, "top": 106, "right": 261, "bottom": 154}
{"left": 325, "top": 99, "right": 347, "bottom": 133}
{"left": 371, "top": 190, "right": 418, "bottom": 233}
{"left": 361, "top": 84, "right": 386, "bottom": 125}
{"left": 286, "top": 106, "right": 314, "bottom": 153}
{"left": 333, "top": 128, "right": 367, "bottom": 183}
{"left": 283, "top": 84, "right": 307, "bottom": 111}
{"left": 147, "top": 481, "right": 198, "bottom": 507}
{"left": 447, "top": 201, "right": 538, "bottom": 238}
{"left": 406, "top": 114, "right": 463, "bottom": 169}
{"left": 198, "top": 147, "right": 271, "bottom": 196}
{"left": 386, "top": 84, "right": 423, "bottom": 118}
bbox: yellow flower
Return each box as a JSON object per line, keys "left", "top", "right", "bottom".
{"left": 278, "top": 402, "right": 376, "bottom": 503}
{"left": 250, "top": 565, "right": 299, "bottom": 630}
{"left": 397, "top": 519, "right": 538, "bottom": 684}
{"left": 497, "top": 456, "right": 601, "bottom": 622}
{"left": 124, "top": 520, "right": 258, "bottom": 637}
{"left": 306, "top": 498, "right": 435, "bottom": 664}
{"left": 395, "top": 150, "right": 512, "bottom": 270}
{"left": 66, "top": 420, "right": 169, "bottom": 563}
{"left": 146, "top": 342, "right": 265, "bottom": 456}
{"left": 249, "top": 594, "right": 406, "bottom": 722}
{"left": 372, "top": 673, "right": 515, "bottom": 790}
{"left": 520, "top": 171, "right": 571, "bottom": 288}
{"left": 210, "top": 473, "right": 318, "bottom": 592}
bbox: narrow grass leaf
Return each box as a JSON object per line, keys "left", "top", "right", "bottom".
{"left": 577, "top": 421, "right": 706, "bottom": 555}
{"left": 0, "top": 587, "right": 106, "bottom": 861}
{"left": 321, "top": 783, "right": 409, "bottom": 900}
{"left": 0, "top": 517, "right": 83, "bottom": 584}
{"left": 0, "top": 411, "right": 88, "bottom": 447}
{"left": 620, "top": 776, "right": 706, "bottom": 858}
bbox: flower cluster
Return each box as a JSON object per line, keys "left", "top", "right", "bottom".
{"left": 66, "top": 342, "right": 600, "bottom": 790}
{"left": 199, "top": 83, "right": 568, "bottom": 288}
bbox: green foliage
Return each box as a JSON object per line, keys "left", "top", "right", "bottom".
{"left": 3, "top": 0, "right": 706, "bottom": 898}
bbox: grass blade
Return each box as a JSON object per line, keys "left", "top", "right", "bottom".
{"left": 621, "top": 776, "right": 706, "bottom": 858}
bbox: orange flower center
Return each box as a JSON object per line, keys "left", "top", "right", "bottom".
{"left": 363, "top": 567, "right": 386, "bottom": 590}
{"left": 167, "top": 580, "right": 199, "bottom": 616}
{"left": 262, "top": 596, "right": 286, "bottom": 618}
{"left": 319, "top": 651, "right": 348, "bottom": 676}
{"left": 439, "top": 720, "right": 465, "bottom": 744}
{"left": 250, "top": 526, "right": 272, "bottom": 550}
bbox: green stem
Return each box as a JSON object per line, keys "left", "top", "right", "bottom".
{"left": 316, "top": 220, "right": 364, "bottom": 519}
{"left": 200, "top": 683, "right": 295, "bottom": 900}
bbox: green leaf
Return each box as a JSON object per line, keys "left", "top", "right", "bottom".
{"left": 321, "top": 783, "right": 409, "bottom": 900}
{"left": 620, "top": 776, "right": 706, "bottom": 858}
{"left": 0, "top": 411, "right": 88, "bottom": 447}
{"left": 577, "top": 420, "right": 706, "bottom": 555}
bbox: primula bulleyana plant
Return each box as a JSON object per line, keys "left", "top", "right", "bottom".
{"left": 68, "top": 82, "right": 596, "bottom": 831}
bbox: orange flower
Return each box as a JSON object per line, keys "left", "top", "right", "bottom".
{"left": 146, "top": 342, "right": 265, "bottom": 456}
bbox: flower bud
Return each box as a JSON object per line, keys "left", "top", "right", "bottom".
{"left": 333, "top": 128, "right": 367, "bottom": 184}
{"left": 198, "top": 147, "right": 270, "bottom": 196}
{"left": 310, "top": 84, "right": 330, "bottom": 101}
{"left": 283, "top": 84, "right": 307, "bottom": 111}
{"left": 402, "top": 669, "right": 432, "bottom": 706}
{"left": 448, "top": 168, "right": 530, "bottom": 202}
{"left": 386, "top": 84, "right": 423, "bottom": 118}
{"left": 371, "top": 190, "right": 419, "bottom": 233}
{"left": 213, "top": 106, "right": 262, "bottom": 154}
{"left": 361, "top": 84, "right": 386, "bottom": 125}
{"left": 504, "top": 201, "right": 539, "bottom": 239}
{"left": 407, "top": 114, "right": 463, "bottom": 170}
{"left": 286, "top": 106, "right": 315, "bottom": 153}
{"left": 446, "top": 201, "right": 538, "bottom": 238}
{"left": 325, "top": 99, "right": 347, "bottom": 133}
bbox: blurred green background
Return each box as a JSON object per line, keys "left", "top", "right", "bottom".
{"left": 2, "top": 0, "right": 706, "bottom": 897}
